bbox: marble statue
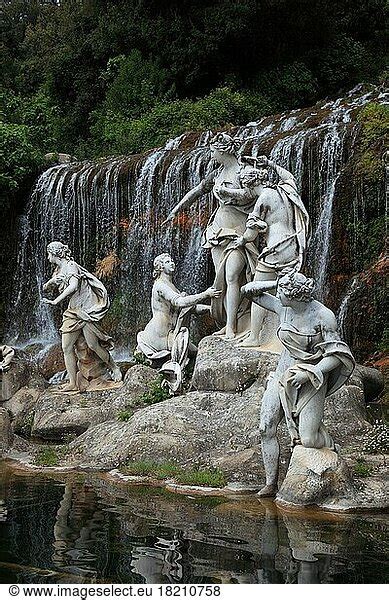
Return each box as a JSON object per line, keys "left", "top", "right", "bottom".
{"left": 231, "top": 156, "right": 310, "bottom": 348}
{"left": 242, "top": 269, "right": 355, "bottom": 497}
{"left": 42, "top": 241, "right": 122, "bottom": 392}
{"left": 136, "top": 253, "right": 220, "bottom": 392}
{"left": 164, "top": 133, "right": 258, "bottom": 340}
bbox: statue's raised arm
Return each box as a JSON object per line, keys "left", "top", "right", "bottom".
{"left": 163, "top": 169, "right": 218, "bottom": 224}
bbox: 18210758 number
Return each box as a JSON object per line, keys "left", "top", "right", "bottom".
{"left": 158, "top": 586, "right": 221, "bottom": 597}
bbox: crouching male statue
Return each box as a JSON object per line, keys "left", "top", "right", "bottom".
{"left": 242, "top": 270, "right": 355, "bottom": 497}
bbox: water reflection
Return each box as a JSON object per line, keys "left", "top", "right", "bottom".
{"left": 0, "top": 462, "right": 387, "bottom": 584}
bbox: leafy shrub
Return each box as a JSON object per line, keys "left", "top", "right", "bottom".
{"left": 89, "top": 86, "right": 274, "bottom": 156}
{"left": 118, "top": 410, "right": 132, "bottom": 422}
{"left": 139, "top": 376, "right": 170, "bottom": 405}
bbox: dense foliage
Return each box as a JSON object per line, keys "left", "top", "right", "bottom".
{"left": 1, "top": 0, "right": 387, "bottom": 166}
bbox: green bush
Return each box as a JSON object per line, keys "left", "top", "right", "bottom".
{"left": 118, "top": 410, "right": 132, "bottom": 422}
{"left": 353, "top": 458, "right": 372, "bottom": 478}
{"left": 89, "top": 86, "right": 274, "bottom": 156}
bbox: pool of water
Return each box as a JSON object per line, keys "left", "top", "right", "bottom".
{"left": 0, "top": 461, "right": 388, "bottom": 584}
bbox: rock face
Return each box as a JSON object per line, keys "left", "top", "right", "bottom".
{"left": 4, "top": 364, "right": 160, "bottom": 441}
{"left": 276, "top": 446, "right": 353, "bottom": 506}
{"left": 191, "top": 336, "right": 279, "bottom": 392}
{"left": 66, "top": 384, "right": 271, "bottom": 480}
{"left": 38, "top": 343, "right": 65, "bottom": 380}
{"left": 3, "top": 337, "right": 386, "bottom": 511}
{"left": 0, "top": 408, "right": 13, "bottom": 455}
{"left": 1, "top": 349, "right": 44, "bottom": 401}
{"left": 66, "top": 366, "right": 375, "bottom": 487}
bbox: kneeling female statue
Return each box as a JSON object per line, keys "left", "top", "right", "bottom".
{"left": 42, "top": 241, "right": 122, "bottom": 392}
{"left": 136, "top": 253, "right": 220, "bottom": 392}
{"left": 242, "top": 270, "right": 355, "bottom": 497}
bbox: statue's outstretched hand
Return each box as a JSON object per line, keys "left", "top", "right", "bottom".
{"left": 162, "top": 211, "right": 176, "bottom": 226}
{"left": 206, "top": 287, "right": 222, "bottom": 298}
{"left": 42, "top": 297, "right": 57, "bottom": 305}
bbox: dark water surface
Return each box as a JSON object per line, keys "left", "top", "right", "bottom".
{"left": 0, "top": 461, "right": 387, "bottom": 584}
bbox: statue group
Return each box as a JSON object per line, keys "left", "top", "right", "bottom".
{"left": 41, "top": 132, "right": 354, "bottom": 497}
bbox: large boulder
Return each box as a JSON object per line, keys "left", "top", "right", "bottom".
{"left": 66, "top": 370, "right": 374, "bottom": 486}
{"left": 28, "top": 364, "right": 160, "bottom": 440}
{"left": 276, "top": 446, "right": 353, "bottom": 507}
{"left": 1, "top": 346, "right": 46, "bottom": 401}
{"left": 31, "top": 388, "right": 126, "bottom": 440}
{"left": 38, "top": 343, "right": 65, "bottom": 380}
{"left": 0, "top": 408, "right": 13, "bottom": 455}
{"left": 66, "top": 384, "right": 270, "bottom": 479}
{"left": 191, "top": 336, "right": 278, "bottom": 392}
{"left": 4, "top": 387, "right": 42, "bottom": 436}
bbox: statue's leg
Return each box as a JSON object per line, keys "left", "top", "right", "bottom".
{"left": 61, "top": 331, "right": 81, "bottom": 390}
{"left": 83, "top": 329, "right": 122, "bottom": 381}
{"left": 210, "top": 246, "right": 227, "bottom": 336}
{"left": 258, "top": 376, "right": 283, "bottom": 496}
{"left": 239, "top": 270, "right": 276, "bottom": 347}
{"left": 298, "top": 388, "right": 327, "bottom": 449}
{"left": 224, "top": 250, "right": 246, "bottom": 339}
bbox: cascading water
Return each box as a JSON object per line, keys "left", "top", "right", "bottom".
{"left": 6, "top": 86, "right": 387, "bottom": 347}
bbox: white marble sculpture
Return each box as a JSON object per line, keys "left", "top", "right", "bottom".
{"left": 164, "top": 133, "right": 258, "bottom": 340}
{"left": 231, "top": 156, "right": 310, "bottom": 348}
{"left": 136, "top": 253, "right": 220, "bottom": 392}
{"left": 42, "top": 241, "right": 122, "bottom": 392}
{"left": 242, "top": 270, "right": 355, "bottom": 497}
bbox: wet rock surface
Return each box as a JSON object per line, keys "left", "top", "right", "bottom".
{"left": 276, "top": 446, "right": 353, "bottom": 507}
{"left": 0, "top": 408, "right": 13, "bottom": 455}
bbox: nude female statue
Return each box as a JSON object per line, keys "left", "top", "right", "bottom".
{"left": 137, "top": 253, "right": 220, "bottom": 391}
{"left": 137, "top": 253, "right": 220, "bottom": 359}
{"left": 164, "top": 133, "right": 258, "bottom": 340}
{"left": 242, "top": 270, "right": 354, "bottom": 497}
{"left": 230, "top": 156, "right": 310, "bottom": 348}
{"left": 42, "top": 241, "right": 122, "bottom": 391}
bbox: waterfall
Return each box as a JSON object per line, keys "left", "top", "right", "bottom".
{"left": 337, "top": 276, "right": 360, "bottom": 338}
{"left": 6, "top": 86, "right": 386, "bottom": 346}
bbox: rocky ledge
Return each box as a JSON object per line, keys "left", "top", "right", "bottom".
{"left": 1, "top": 336, "right": 387, "bottom": 511}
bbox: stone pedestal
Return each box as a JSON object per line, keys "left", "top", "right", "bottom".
{"left": 191, "top": 336, "right": 279, "bottom": 392}
{"left": 276, "top": 445, "right": 352, "bottom": 507}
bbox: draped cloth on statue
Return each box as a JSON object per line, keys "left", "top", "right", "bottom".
{"left": 202, "top": 182, "right": 259, "bottom": 328}
{"left": 276, "top": 324, "right": 355, "bottom": 446}
{"left": 59, "top": 265, "right": 114, "bottom": 350}
{"left": 277, "top": 178, "right": 310, "bottom": 270}
{"left": 247, "top": 177, "right": 310, "bottom": 274}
